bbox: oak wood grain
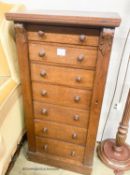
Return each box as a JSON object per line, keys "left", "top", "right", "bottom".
{"left": 36, "top": 137, "right": 85, "bottom": 162}
{"left": 34, "top": 120, "right": 87, "bottom": 146}
{"left": 33, "top": 101, "right": 89, "bottom": 128}
{"left": 27, "top": 151, "right": 91, "bottom": 175}
{"left": 27, "top": 25, "right": 99, "bottom": 47}
{"left": 31, "top": 63, "right": 95, "bottom": 89}
{"left": 6, "top": 10, "right": 121, "bottom": 27}
{"left": 6, "top": 11, "right": 121, "bottom": 174}
{"left": 29, "top": 42, "right": 98, "bottom": 69}
{"left": 84, "top": 28, "right": 115, "bottom": 166}
{"left": 14, "top": 23, "right": 36, "bottom": 152}
{"left": 32, "top": 82, "right": 92, "bottom": 110}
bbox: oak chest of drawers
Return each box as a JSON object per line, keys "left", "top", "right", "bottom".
{"left": 6, "top": 10, "right": 121, "bottom": 174}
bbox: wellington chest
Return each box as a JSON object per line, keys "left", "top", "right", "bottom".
{"left": 6, "top": 10, "right": 121, "bottom": 174}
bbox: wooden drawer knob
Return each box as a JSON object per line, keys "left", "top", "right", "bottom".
{"left": 73, "top": 114, "right": 80, "bottom": 121}
{"left": 75, "top": 76, "right": 82, "bottom": 82}
{"left": 41, "top": 108, "right": 48, "bottom": 115}
{"left": 40, "top": 70, "right": 47, "bottom": 77}
{"left": 74, "top": 96, "right": 80, "bottom": 102}
{"left": 72, "top": 133, "right": 77, "bottom": 139}
{"left": 41, "top": 90, "right": 47, "bottom": 96}
{"left": 79, "top": 34, "right": 86, "bottom": 42}
{"left": 39, "top": 49, "right": 46, "bottom": 57}
{"left": 77, "top": 54, "right": 84, "bottom": 62}
{"left": 43, "top": 127, "right": 48, "bottom": 133}
{"left": 38, "top": 30, "right": 45, "bottom": 37}
{"left": 71, "top": 151, "right": 76, "bottom": 156}
{"left": 43, "top": 144, "right": 48, "bottom": 151}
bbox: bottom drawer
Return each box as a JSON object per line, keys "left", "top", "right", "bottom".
{"left": 36, "top": 137, "right": 85, "bottom": 162}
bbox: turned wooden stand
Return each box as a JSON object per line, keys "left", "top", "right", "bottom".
{"left": 98, "top": 89, "right": 130, "bottom": 174}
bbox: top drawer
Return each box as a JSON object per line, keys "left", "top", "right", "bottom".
{"left": 27, "top": 25, "right": 100, "bottom": 47}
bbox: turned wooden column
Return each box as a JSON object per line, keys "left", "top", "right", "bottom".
{"left": 98, "top": 89, "right": 130, "bottom": 174}
{"left": 115, "top": 90, "right": 130, "bottom": 151}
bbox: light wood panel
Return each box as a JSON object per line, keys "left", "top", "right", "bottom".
{"left": 36, "top": 137, "right": 85, "bottom": 162}
{"left": 33, "top": 101, "right": 89, "bottom": 128}
{"left": 29, "top": 42, "right": 98, "bottom": 69}
{"left": 34, "top": 120, "right": 87, "bottom": 146}
{"left": 27, "top": 25, "right": 99, "bottom": 47}
{"left": 32, "top": 82, "right": 92, "bottom": 110}
{"left": 31, "top": 63, "right": 95, "bottom": 89}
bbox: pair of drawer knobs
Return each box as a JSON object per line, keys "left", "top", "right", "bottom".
{"left": 43, "top": 144, "right": 76, "bottom": 156}
{"left": 40, "top": 71, "right": 82, "bottom": 83}
{"left": 38, "top": 30, "right": 86, "bottom": 42}
{"left": 41, "top": 90, "right": 81, "bottom": 102}
{"left": 39, "top": 50, "right": 84, "bottom": 62}
{"left": 41, "top": 109, "right": 80, "bottom": 121}
{"left": 42, "top": 128, "right": 78, "bottom": 139}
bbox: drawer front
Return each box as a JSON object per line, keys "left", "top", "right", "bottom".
{"left": 34, "top": 102, "right": 89, "bottom": 128}
{"left": 31, "top": 63, "right": 95, "bottom": 89}
{"left": 29, "top": 43, "right": 97, "bottom": 69}
{"left": 32, "top": 82, "right": 92, "bottom": 110}
{"left": 36, "top": 137, "right": 84, "bottom": 162}
{"left": 34, "top": 120, "right": 87, "bottom": 146}
{"left": 27, "top": 25, "right": 99, "bottom": 46}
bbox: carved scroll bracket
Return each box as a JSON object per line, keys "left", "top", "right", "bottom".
{"left": 99, "top": 28, "right": 115, "bottom": 56}
{"left": 14, "top": 23, "right": 27, "bottom": 43}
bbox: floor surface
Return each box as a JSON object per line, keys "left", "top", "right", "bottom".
{"left": 9, "top": 142, "right": 130, "bottom": 175}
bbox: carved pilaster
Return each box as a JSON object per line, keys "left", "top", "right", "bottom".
{"left": 84, "top": 28, "right": 115, "bottom": 166}
{"left": 14, "top": 22, "right": 36, "bottom": 152}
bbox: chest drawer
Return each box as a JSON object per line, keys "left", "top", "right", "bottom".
{"left": 33, "top": 102, "right": 89, "bottom": 128}
{"left": 29, "top": 43, "right": 97, "bottom": 69}
{"left": 36, "top": 137, "right": 84, "bottom": 162}
{"left": 32, "top": 82, "right": 92, "bottom": 110}
{"left": 31, "top": 63, "right": 95, "bottom": 89}
{"left": 27, "top": 25, "right": 99, "bottom": 47}
{"left": 35, "top": 120, "right": 87, "bottom": 146}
